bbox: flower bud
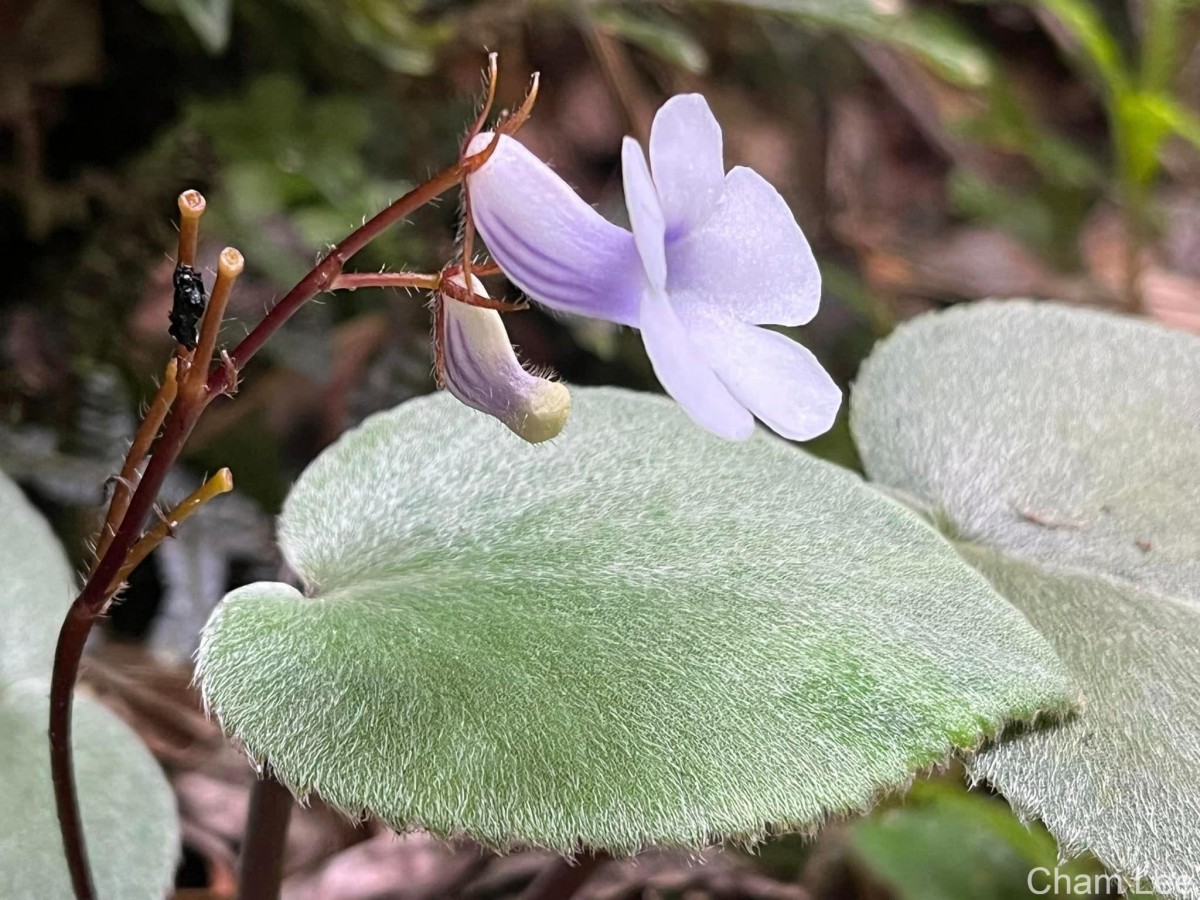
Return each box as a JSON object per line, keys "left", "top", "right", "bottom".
{"left": 440, "top": 275, "right": 570, "bottom": 443}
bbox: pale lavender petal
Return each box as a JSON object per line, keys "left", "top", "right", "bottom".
{"left": 639, "top": 288, "right": 754, "bottom": 441}
{"left": 440, "top": 275, "right": 570, "bottom": 443}
{"left": 667, "top": 167, "right": 821, "bottom": 326}
{"left": 621, "top": 137, "right": 667, "bottom": 291}
{"left": 689, "top": 313, "right": 840, "bottom": 441}
{"left": 649, "top": 94, "right": 726, "bottom": 237}
{"left": 467, "top": 133, "right": 643, "bottom": 326}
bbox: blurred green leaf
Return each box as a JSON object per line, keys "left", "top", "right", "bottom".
{"left": 0, "top": 471, "right": 77, "bottom": 681}
{"left": 957, "top": 80, "right": 1104, "bottom": 191}
{"left": 947, "top": 173, "right": 1059, "bottom": 253}
{"left": 342, "top": 0, "right": 454, "bottom": 76}
{"left": 852, "top": 301, "right": 1200, "bottom": 898}
{"left": 852, "top": 780, "right": 1104, "bottom": 900}
{"left": 1039, "top": 0, "right": 1130, "bottom": 92}
{"left": 713, "top": 0, "right": 993, "bottom": 86}
{"left": 590, "top": 6, "right": 709, "bottom": 74}
{"left": 199, "top": 388, "right": 1072, "bottom": 854}
{"left": 184, "top": 74, "right": 409, "bottom": 282}
{"left": 1139, "top": 92, "right": 1200, "bottom": 152}
{"left": 0, "top": 472, "right": 179, "bottom": 899}
{"left": 1115, "top": 88, "right": 1176, "bottom": 185}
{"left": 146, "top": 0, "right": 233, "bottom": 53}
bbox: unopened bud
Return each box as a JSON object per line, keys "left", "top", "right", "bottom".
{"left": 440, "top": 275, "right": 570, "bottom": 443}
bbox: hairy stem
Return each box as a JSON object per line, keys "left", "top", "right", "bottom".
{"left": 237, "top": 769, "right": 294, "bottom": 900}
{"left": 49, "top": 156, "right": 472, "bottom": 898}
{"left": 206, "top": 158, "right": 475, "bottom": 391}
{"left": 331, "top": 271, "right": 442, "bottom": 291}
{"left": 48, "top": 603, "right": 99, "bottom": 900}
{"left": 91, "top": 358, "right": 179, "bottom": 571}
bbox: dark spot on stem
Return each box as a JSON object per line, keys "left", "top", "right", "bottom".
{"left": 170, "top": 264, "right": 207, "bottom": 349}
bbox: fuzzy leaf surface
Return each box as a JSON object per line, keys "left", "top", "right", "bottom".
{"left": 851, "top": 301, "right": 1200, "bottom": 897}
{"left": 0, "top": 472, "right": 179, "bottom": 899}
{"left": 198, "top": 388, "right": 1071, "bottom": 853}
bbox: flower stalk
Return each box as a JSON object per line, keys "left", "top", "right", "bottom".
{"left": 49, "top": 58, "right": 538, "bottom": 900}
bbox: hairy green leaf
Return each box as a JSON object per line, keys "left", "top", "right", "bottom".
{"left": 198, "top": 388, "right": 1071, "bottom": 854}
{"left": 0, "top": 472, "right": 179, "bottom": 899}
{"left": 852, "top": 301, "right": 1200, "bottom": 601}
{"left": 966, "top": 547, "right": 1200, "bottom": 899}
{"left": 851, "top": 301, "right": 1200, "bottom": 897}
{"left": 0, "top": 687, "right": 180, "bottom": 900}
{"left": 0, "top": 472, "right": 75, "bottom": 682}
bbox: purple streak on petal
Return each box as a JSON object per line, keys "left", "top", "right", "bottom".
{"left": 445, "top": 323, "right": 487, "bottom": 398}
{"left": 638, "top": 287, "right": 754, "bottom": 441}
{"left": 440, "top": 277, "right": 570, "bottom": 443}
{"left": 689, "top": 313, "right": 841, "bottom": 441}
{"left": 667, "top": 167, "right": 821, "bottom": 326}
{"left": 443, "top": 308, "right": 522, "bottom": 419}
{"left": 472, "top": 208, "right": 623, "bottom": 310}
{"left": 467, "top": 133, "right": 642, "bottom": 326}
{"left": 649, "top": 94, "right": 726, "bottom": 238}
{"left": 621, "top": 137, "right": 668, "bottom": 291}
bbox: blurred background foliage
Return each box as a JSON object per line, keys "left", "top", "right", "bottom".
{"left": 1, "top": 0, "right": 1197, "bottom": 895}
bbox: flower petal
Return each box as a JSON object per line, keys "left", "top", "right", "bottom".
{"left": 622, "top": 137, "right": 668, "bottom": 291}
{"left": 440, "top": 276, "right": 571, "bottom": 444}
{"left": 639, "top": 288, "right": 754, "bottom": 441}
{"left": 666, "top": 167, "right": 821, "bottom": 326}
{"left": 688, "top": 313, "right": 841, "bottom": 441}
{"left": 649, "top": 94, "right": 726, "bottom": 237}
{"left": 467, "top": 133, "right": 643, "bottom": 326}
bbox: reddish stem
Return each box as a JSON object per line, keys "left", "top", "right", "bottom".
{"left": 206, "top": 158, "right": 476, "bottom": 392}
{"left": 48, "top": 604, "right": 98, "bottom": 899}
{"left": 236, "top": 769, "right": 293, "bottom": 900}
{"left": 331, "top": 271, "right": 442, "bottom": 291}
{"left": 49, "top": 156, "right": 472, "bottom": 900}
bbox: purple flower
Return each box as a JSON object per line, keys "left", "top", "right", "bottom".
{"left": 439, "top": 274, "right": 571, "bottom": 443}
{"left": 466, "top": 94, "right": 841, "bottom": 441}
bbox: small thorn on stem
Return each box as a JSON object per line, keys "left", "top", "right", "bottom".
{"left": 150, "top": 503, "right": 176, "bottom": 537}
{"left": 219, "top": 350, "right": 241, "bottom": 396}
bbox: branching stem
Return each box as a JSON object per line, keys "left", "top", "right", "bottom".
{"left": 49, "top": 150, "right": 479, "bottom": 899}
